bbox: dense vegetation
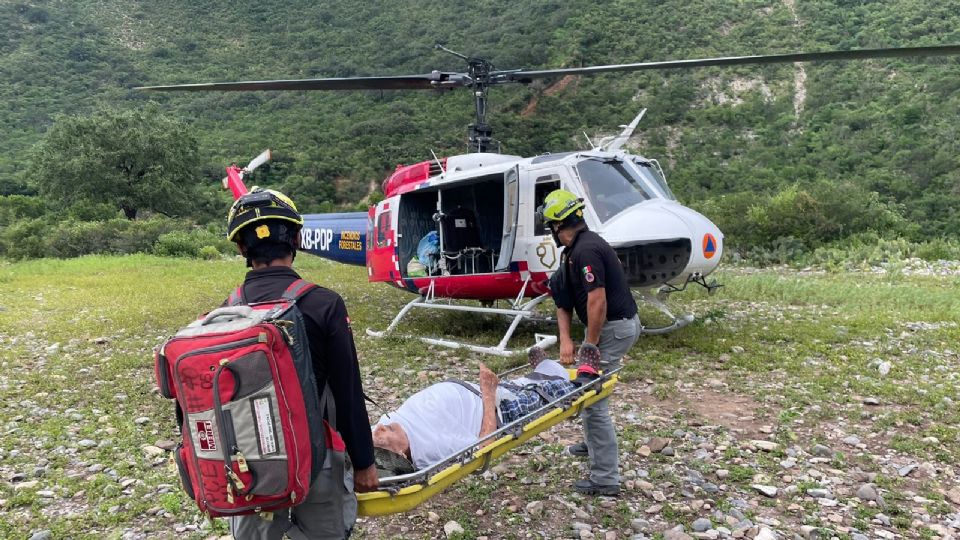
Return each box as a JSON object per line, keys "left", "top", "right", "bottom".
{"left": 1, "top": 0, "right": 959, "bottom": 260}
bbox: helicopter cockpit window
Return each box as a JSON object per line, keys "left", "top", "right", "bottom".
{"left": 376, "top": 210, "right": 391, "bottom": 248}
{"left": 534, "top": 174, "right": 562, "bottom": 234}
{"left": 633, "top": 158, "right": 676, "bottom": 201}
{"left": 575, "top": 158, "right": 652, "bottom": 223}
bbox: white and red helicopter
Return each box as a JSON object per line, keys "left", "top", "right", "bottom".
{"left": 141, "top": 43, "right": 960, "bottom": 355}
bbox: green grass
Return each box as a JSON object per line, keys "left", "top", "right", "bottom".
{"left": 2, "top": 255, "right": 960, "bottom": 537}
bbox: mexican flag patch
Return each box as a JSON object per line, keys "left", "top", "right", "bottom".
{"left": 582, "top": 265, "right": 595, "bottom": 283}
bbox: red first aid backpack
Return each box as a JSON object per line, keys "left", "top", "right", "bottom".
{"left": 154, "top": 279, "right": 329, "bottom": 517}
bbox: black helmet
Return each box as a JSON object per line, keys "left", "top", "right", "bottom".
{"left": 226, "top": 187, "right": 303, "bottom": 244}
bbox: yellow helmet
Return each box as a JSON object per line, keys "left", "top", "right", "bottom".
{"left": 226, "top": 187, "right": 303, "bottom": 242}
{"left": 540, "top": 189, "right": 585, "bottom": 223}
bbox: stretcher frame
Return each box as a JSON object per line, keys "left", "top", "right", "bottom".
{"left": 357, "top": 367, "right": 621, "bottom": 516}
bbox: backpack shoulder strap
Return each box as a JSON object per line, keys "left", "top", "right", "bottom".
{"left": 227, "top": 285, "right": 245, "bottom": 306}
{"left": 281, "top": 279, "right": 318, "bottom": 302}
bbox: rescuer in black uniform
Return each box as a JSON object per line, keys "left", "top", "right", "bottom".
{"left": 541, "top": 188, "right": 640, "bottom": 496}
{"left": 225, "top": 187, "right": 378, "bottom": 539}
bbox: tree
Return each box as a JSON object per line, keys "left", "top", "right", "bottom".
{"left": 28, "top": 105, "right": 201, "bottom": 220}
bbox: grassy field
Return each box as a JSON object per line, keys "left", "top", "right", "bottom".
{"left": 1, "top": 255, "right": 958, "bottom": 539}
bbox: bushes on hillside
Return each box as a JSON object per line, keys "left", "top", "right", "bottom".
{"left": 698, "top": 180, "right": 907, "bottom": 260}
{"left": 153, "top": 229, "right": 234, "bottom": 258}
{"left": 0, "top": 216, "right": 234, "bottom": 260}
{"left": 0, "top": 195, "right": 49, "bottom": 226}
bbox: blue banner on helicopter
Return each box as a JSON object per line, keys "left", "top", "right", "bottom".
{"left": 299, "top": 212, "right": 368, "bottom": 266}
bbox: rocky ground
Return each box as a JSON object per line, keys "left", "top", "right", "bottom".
{"left": 1, "top": 257, "right": 958, "bottom": 539}
{"left": 353, "top": 345, "right": 960, "bottom": 540}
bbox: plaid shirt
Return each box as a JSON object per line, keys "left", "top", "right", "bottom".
{"left": 498, "top": 379, "right": 576, "bottom": 425}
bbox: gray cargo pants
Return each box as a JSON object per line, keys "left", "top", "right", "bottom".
{"left": 230, "top": 447, "right": 357, "bottom": 540}
{"left": 582, "top": 315, "right": 640, "bottom": 486}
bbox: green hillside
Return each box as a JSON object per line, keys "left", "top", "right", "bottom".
{"left": 1, "top": 0, "right": 959, "bottom": 254}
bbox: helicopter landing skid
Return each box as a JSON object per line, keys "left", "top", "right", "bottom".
{"left": 637, "top": 292, "right": 695, "bottom": 336}
{"left": 366, "top": 281, "right": 557, "bottom": 357}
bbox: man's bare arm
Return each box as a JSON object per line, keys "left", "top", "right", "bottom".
{"left": 478, "top": 363, "right": 499, "bottom": 439}
{"left": 585, "top": 288, "right": 606, "bottom": 345}
{"left": 557, "top": 307, "right": 575, "bottom": 365}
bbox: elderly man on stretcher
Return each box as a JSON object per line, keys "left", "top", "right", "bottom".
{"left": 371, "top": 345, "right": 602, "bottom": 475}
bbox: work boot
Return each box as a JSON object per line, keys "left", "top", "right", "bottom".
{"left": 566, "top": 441, "right": 589, "bottom": 457}
{"left": 573, "top": 478, "right": 620, "bottom": 496}
{"left": 527, "top": 346, "right": 548, "bottom": 369}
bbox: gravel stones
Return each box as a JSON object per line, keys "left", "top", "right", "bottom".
{"left": 897, "top": 464, "right": 917, "bottom": 477}
{"left": 750, "top": 440, "right": 779, "bottom": 452}
{"left": 662, "top": 529, "right": 693, "bottom": 540}
{"left": 856, "top": 483, "right": 881, "bottom": 503}
{"left": 647, "top": 437, "right": 671, "bottom": 453}
{"left": 443, "top": 520, "right": 464, "bottom": 537}
{"left": 810, "top": 444, "right": 832, "bottom": 458}
{"left": 946, "top": 487, "right": 960, "bottom": 506}
{"left": 841, "top": 436, "right": 860, "bottom": 446}
{"left": 805, "top": 488, "right": 834, "bottom": 499}
{"left": 691, "top": 518, "right": 712, "bottom": 532}
{"left": 754, "top": 527, "right": 778, "bottom": 540}
{"left": 752, "top": 485, "right": 778, "bottom": 498}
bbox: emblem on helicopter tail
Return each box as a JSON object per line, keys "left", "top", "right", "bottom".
{"left": 536, "top": 239, "right": 557, "bottom": 269}
{"left": 702, "top": 233, "right": 717, "bottom": 259}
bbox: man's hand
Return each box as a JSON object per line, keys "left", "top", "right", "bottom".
{"left": 559, "top": 337, "right": 576, "bottom": 365}
{"left": 479, "top": 362, "right": 499, "bottom": 392}
{"left": 354, "top": 463, "right": 380, "bottom": 493}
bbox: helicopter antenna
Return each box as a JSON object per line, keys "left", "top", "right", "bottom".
{"left": 435, "top": 43, "right": 495, "bottom": 153}
{"left": 429, "top": 149, "right": 446, "bottom": 174}
{"left": 582, "top": 131, "right": 597, "bottom": 150}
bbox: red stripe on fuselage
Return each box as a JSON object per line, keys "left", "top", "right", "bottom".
{"left": 386, "top": 272, "right": 551, "bottom": 300}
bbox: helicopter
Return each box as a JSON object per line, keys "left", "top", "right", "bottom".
{"left": 139, "top": 43, "right": 960, "bottom": 355}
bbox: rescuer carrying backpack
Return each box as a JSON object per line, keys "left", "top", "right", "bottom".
{"left": 155, "top": 187, "right": 378, "bottom": 538}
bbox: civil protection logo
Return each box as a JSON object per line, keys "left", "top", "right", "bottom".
{"left": 702, "top": 233, "right": 717, "bottom": 259}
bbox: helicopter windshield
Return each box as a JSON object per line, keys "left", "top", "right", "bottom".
{"left": 575, "top": 157, "right": 654, "bottom": 223}
{"left": 632, "top": 158, "right": 676, "bottom": 201}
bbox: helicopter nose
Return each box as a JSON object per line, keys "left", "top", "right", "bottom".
{"left": 597, "top": 202, "right": 723, "bottom": 278}
{"left": 662, "top": 204, "right": 723, "bottom": 274}
{"left": 597, "top": 202, "right": 693, "bottom": 245}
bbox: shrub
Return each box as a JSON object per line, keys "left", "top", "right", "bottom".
{"left": 0, "top": 217, "right": 50, "bottom": 259}
{"left": 198, "top": 245, "right": 222, "bottom": 260}
{"left": 153, "top": 229, "right": 233, "bottom": 258}
{"left": 44, "top": 218, "right": 188, "bottom": 258}
{"left": 0, "top": 216, "right": 227, "bottom": 259}
{"left": 0, "top": 195, "right": 49, "bottom": 227}
{"left": 700, "top": 180, "right": 907, "bottom": 255}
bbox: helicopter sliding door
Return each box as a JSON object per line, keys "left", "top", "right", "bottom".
{"left": 495, "top": 166, "right": 520, "bottom": 272}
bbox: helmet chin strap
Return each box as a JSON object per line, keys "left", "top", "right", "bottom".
{"left": 551, "top": 227, "right": 563, "bottom": 248}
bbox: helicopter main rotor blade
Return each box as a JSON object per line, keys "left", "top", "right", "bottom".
{"left": 136, "top": 72, "right": 471, "bottom": 92}
{"left": 500, "top": 44, "right": 960, "bottom": 82}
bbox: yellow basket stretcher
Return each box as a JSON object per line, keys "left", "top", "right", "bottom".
{"left": 357, "top": 368, "right": 621, "bottom": 517}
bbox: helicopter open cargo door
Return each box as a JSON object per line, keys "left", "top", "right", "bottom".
{"left": 495, "top": 166, "right": 520, "bottom": 272}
